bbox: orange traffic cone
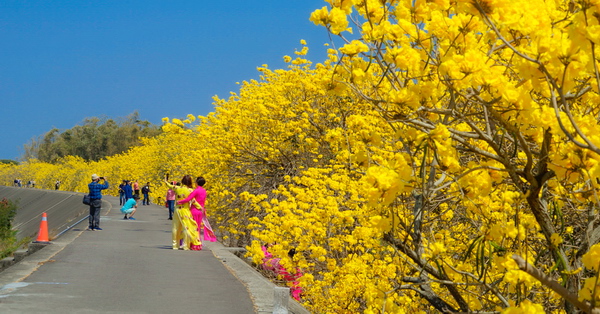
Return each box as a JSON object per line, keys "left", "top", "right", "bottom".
{"left": 34, "top": 212, "right": 50, "bottom": 243}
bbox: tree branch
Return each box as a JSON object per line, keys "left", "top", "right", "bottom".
{"left": 512, "top": 254, "right": 600, "bottom": 314}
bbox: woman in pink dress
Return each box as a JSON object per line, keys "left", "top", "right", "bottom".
{"left": 165, "top": 175, "right": 202, "bottom": 251}
{"left": 177, "top": 176, "right": 217, "bottom": 242}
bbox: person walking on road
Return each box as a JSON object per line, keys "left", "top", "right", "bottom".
{"left": 177, "top": 176, "right": 217, "bottom": 243}
{"left": 121, "top": 194, "right": 139, "bottom": 220}
{"left": 88, "top": 174, "right": 109, "bottom": 231}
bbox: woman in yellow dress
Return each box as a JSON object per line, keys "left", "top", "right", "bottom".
{"left": 164, "top": 175, "right": 202, "bottom": 250}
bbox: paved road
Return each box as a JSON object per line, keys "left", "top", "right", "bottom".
{"left": 0, "top": 186, "right": 309, "bottom": 314}
{"left": 0, "top": 186, "right": 90, "bottom": 241}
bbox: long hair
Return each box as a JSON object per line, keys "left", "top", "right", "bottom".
{"left": 181, "top": 175, "right": 193, "bottom": 189}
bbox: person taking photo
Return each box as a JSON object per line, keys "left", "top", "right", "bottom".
{"left": 88, "top": 174, "right": 109, "bottom": 231}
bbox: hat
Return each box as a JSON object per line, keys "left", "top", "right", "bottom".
{"left": 91, "top": 174, "right": 99, "bottom": 180}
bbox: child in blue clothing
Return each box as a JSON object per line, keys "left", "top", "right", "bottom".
{"left": 121, "top": 194, "right": 139, "bottom": 220}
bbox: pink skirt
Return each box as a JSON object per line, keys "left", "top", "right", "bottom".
{"left": 191, "top": 207, "right": 217, "bottom": 242}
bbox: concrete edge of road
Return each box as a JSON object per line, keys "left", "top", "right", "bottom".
{"left": 208, "top": 242, "right": 310, "bottom": 314}
{"left": 0, "top": 215, "right": 310, "bottom": 314}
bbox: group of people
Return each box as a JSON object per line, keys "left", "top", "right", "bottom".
{"left": 118, "top": 180, "right": 152, "bottom": 207}
{"left": 12, "top": 179, "right": 36, "bottom": 188}
{"left": 164, "top": 174, "right": 217, "bottom": 251}
{"left": 11, "top": 179, "right": 59, "bottom": 189}
{"left": 86, "top": 173, "right": 217, "bottom": 251}
{"left": 86, "top": 173, "right": 301, "bottom": 300}
{"left": 86, "top": 176, "right": 141, "bottom": 227}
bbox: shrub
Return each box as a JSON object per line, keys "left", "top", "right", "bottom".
{"left": 0, "top": 198, "right": 19, "bottom": 259}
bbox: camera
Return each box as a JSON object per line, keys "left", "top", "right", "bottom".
{"left": 99, "top": 176, "right": 105, "bottom": 180}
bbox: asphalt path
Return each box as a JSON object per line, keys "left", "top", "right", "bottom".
{"left": 0, "top": 186, "right": 90, "bottom": 241}
{"left": 0, "top": 186, "right": 309, "bottom": 314}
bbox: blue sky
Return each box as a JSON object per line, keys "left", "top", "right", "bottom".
{"left": 0, "top": 0, "right": 333, "bottom": 160}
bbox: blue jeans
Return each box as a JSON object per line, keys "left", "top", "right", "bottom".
{"left": 167, "top": 200, "right": 175, "bottom": 219}
{"left": 143, "top": 193, "right": 150, "bottom": 205}
{"left": 119, "top": 192, "right": 126, "bottom": 205}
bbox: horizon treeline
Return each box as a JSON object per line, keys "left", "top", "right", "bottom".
{"left": 21, "top": 111, "right": 161, "bottom": 163}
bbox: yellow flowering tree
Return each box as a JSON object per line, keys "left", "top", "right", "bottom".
{"left": 3, "top": 1, "right": 600, "bottom": 310}
{"left": 164, "top": 49, "right": 370, "bottom": 247}
{"left": 304, "top": 0, "right": 600, "bottom": 312}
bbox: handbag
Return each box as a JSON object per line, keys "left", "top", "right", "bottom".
{"left": 83, "top": 194, "right": 91, "bottom": 205}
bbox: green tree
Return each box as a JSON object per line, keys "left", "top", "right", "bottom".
{"left": 23, "top": 112, "right": 161, "bottom": 162}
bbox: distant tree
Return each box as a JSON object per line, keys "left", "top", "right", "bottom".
{"left": 22, "top": 112, "right": 161, "bottom": 162}
{"left": 0, "top": 160, "right": 18, "bottom": 165}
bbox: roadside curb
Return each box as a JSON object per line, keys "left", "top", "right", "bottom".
{"left": 207, "top": 241, "right": 310, "bottom": 314}
{"left": 0, "top": 243, "right": 47, "bottom": 273}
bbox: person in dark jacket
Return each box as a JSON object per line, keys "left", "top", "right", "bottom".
{"left": 141, "top": 182, "right": 151, "bottom": 205}
{"left": 118, "top": 180, "right": 127, "bottom": 205}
